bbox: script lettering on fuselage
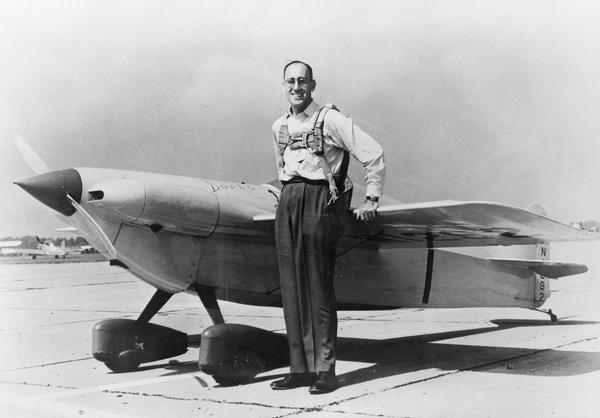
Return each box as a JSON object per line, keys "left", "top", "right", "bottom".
{"left": 207, "top": 182, "right": 257, "bottom": 193}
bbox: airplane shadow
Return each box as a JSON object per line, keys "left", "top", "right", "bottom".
{"left": 335, "top": 319, "right": 600, "bottom": 388}
{"left": 150, "top": 319, "right": 600, "bottom": 388}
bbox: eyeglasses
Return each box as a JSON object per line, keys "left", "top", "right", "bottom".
{"left": 284, "top": 78, "right": 310, "bottom": 88}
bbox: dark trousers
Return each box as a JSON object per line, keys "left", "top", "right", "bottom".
{"left": 275, "top": 180, "right": 346, "bottom": 374}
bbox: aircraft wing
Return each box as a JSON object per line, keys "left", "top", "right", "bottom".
{"left": 254, "top": 200, "right": 598, "bottom": 248}
{"left": 345, "top": 201, "right": 600, "bottom": 248}
{"left": 0, "top": 240, "right": 22, "bottom": 248}
{"left": 1, "top": 248, "right": 46, "bottom": 256}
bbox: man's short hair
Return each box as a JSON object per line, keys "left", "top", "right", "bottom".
{"left": 283, "top": 60, "right": 313, "bottom": 80}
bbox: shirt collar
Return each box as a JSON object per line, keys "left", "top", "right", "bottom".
{"left": 287, "top": 99, "right": 320, "bottom": 118}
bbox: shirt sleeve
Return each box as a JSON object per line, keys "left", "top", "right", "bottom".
{"left": 325, "top": 111, "right": 386, "bottom": 197}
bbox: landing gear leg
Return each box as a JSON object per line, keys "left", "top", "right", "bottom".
{"left": 137, "top": 289, "right": 173, "bottom": 324}
{"left": 194, "top": 284, "right": 224, "bottom": 325}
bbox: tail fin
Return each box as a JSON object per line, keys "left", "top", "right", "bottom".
{"left": 526, "top": 203, "right": 547, "bottom": 217}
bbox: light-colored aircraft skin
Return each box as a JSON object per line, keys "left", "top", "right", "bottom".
{"left": 15, "top": 165, "right": 596, "bottom": 311}
{"left": 14, "top": 140, "right": 599, "bottom": 376}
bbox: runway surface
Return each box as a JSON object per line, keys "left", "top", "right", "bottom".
{"left": 1, "top": 241, "right": 599, "bottom": 417}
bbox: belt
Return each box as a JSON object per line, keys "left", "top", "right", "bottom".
{"left": 281, "top": 177, "right": 329, "bottom": 186}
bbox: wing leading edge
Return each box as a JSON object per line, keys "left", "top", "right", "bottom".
{"left": 254, "top": 200, "right": 599, "bottom": 248}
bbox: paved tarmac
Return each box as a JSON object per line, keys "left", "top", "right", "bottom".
{"left": 0, "top": 241, "right": 599, "bottom": 417}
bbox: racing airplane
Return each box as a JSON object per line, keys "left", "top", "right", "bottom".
{"left": 0, "top": 236, "right": 91, "bottom": 259}
{"left": 13, "top": 136, "right": 598, "bottom": 384}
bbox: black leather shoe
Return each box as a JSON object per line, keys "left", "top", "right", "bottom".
{"left": 308, "top": 372, "right": 338, "bottom": 394}
{"left": 271, "top": 374, "right": 315, "bottom": 390}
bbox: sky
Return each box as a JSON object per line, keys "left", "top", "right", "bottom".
{"left": 1, "top": 0, "right": 599, "bottom": 238}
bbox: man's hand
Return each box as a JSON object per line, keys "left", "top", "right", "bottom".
{"left": 353, "top": 199, "right": 379, "bottom": 222}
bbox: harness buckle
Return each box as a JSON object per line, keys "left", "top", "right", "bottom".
{"left": 301, "top": 131, "right": 308, "bottom": 151}
{"left": 301, "top": 130, "right": 316, "bottom": 153}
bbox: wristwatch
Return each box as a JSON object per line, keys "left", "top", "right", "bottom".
{"left": 366, "top": 195, "right": 379, "bottom": 203}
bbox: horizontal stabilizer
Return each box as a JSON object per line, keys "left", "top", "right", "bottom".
{"left": 490, "top": 258, "right": 588, "bottom": 278}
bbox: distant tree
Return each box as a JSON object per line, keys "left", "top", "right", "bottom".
{"left": 20, "top": 236, "right": 39, "bottom": 248}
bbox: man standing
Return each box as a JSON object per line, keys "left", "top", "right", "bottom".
{"left": 271, "top": 60, "right": 385, "bottom": 394}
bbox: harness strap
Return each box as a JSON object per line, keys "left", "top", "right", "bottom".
{"left": 277, "top": 103, "right": 351, "bottom": 205}
{"left": 311, "top": 105, "right": 339, "bottom": 203}
{"left": 276, "top": 122, "right": 289, "bottom": 173}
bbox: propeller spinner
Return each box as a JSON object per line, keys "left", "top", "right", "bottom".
{"left": 14, "top": 169, "right": 82, "bottom": 216}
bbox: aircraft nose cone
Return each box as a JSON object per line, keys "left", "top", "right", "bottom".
{"left": 15, "top": 168, "right": 82, "bottom": 216}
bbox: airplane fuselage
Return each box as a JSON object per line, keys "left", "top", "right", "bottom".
{"left": 58, "top": 167, "right": 549, "bottom": 310}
